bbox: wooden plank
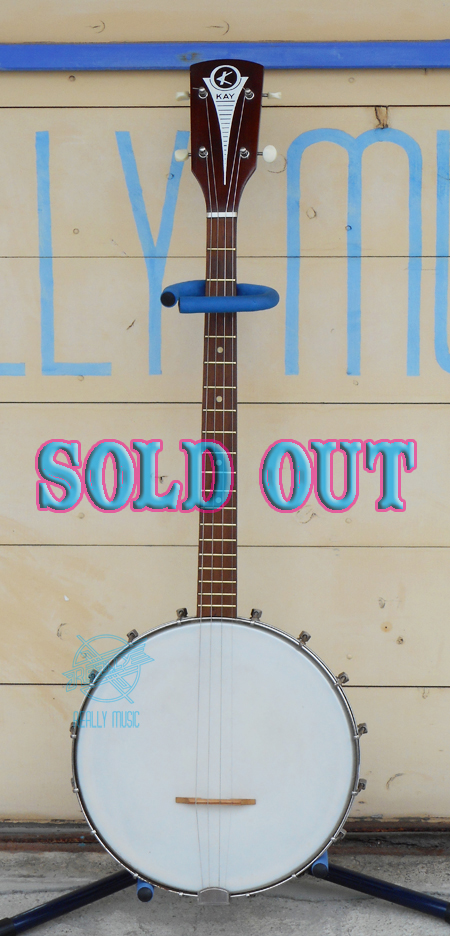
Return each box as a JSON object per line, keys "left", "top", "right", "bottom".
{"left": 0, "top": 104, "right": 438, "bottom": 259}
{"left": 0, "top": 4, "right": 450, "bottom": 44}
{"left": 0, "top": 686, "right": 80, "bottom": 820}
{"left": 5, "top": 71, "right": 450, "bottom": 108}
{"left": 0, "top": 255, "right": 447, "bottom": 403}
{"left": 0, "top": 401, "right": 447, "bottom": 545}
{"left": 347, "top": 688, "right": 450, "bottom": 819}
{"left": 0, "top": 403, "right": 199, "bottom": 545}
{"left": 239, "top": 547, "right": 450, "bottom": 687}
{"left": 1, "top": 545, "right": 450, "bottom": 688}
{"left": 239, "top": 403, "right": 450, "bottom": 546}
{"left": 1, "top": 685, "right": 448, "bottom": 821}
{"left": 0, "top": 546, "right": 197, "bottom": 683}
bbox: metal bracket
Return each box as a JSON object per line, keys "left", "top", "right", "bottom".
{"left": 88, "top": 669, "right": 98, "bottom": 683}
{"left": 176, "top": 607, "right": 188, "bottom": 620}
{"left": 127, "top": 629, "right": 139, "bottom": 642}
{"left": 336, "top": 672, "right": 350, "bottom": 686}
{"left": 198, "top": 887, "right": 230, "bottom": 905}
{"left": 250, "top": 608, "right": 262, "bottom": 621}
{"left": 331, "top": 829, "right": 347, "bottom": 843}
{"left": 357, "top": 723, "right": 368, "bottom": 737}
{"left": 298, "top": 630, "right": 311, "bottom": 645}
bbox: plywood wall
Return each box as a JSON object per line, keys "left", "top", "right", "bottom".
{"left": 0, "top": 0, "right": 448, "bottom": 42}
{"left": 1, "top": 68, "right": 450, "bottom": 823}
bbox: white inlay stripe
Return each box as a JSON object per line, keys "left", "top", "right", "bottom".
{"left": 206, "top": 211, "right": 238, "bottom": 217}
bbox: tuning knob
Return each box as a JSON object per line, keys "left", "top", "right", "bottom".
{"left": 262, "top": 145, "right": 278, "bottom": 163}
{"left": 174, "top": 149, "right": 190, "bottom": 162}
{"left": 262, "top": 92, "right": 282, "bottom": 100}
{"left": 175, "top": 91, "right": 190, "bottom": 101}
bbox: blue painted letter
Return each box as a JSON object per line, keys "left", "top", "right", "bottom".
{"left": 116, "top": 130, "right": 189, "bottom": 374}
{"left": 35, "top": 131, "right": 111, "bottom": 376}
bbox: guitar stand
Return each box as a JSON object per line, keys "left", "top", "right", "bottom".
{"left": 1, "top": 850, "right": 450, "bottom": 933}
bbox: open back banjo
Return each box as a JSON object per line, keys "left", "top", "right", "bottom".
{"left": 73, "top": 60, "right": 363, "bottom": 901}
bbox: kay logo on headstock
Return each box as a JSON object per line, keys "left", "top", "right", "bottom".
{"left": 189, "top": 59, "right": 264, "bottom": 212}
{"left": 203, "top": 65, "right": 249, "bottom": 184}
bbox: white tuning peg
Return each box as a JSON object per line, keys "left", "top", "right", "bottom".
{"left": 174, "top": 149, "right": 190, "bottom": 162}
{"left": 262, "top": 145, "right": 278, "bottom": 163}
{"left": 175, "top": 91, "right": 190, "bottom": 101}
{"left": 262, "top": 92, "right": 282, "bottom": 100}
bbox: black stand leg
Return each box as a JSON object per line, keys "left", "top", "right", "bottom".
{"left": 3, "top": 858, "right": 450, "bottom": 932}
{"left": 310, "top": 861, "right": 450, "bottom": 924}
{"left": 0, "top": 869, "right": 135, "bottom": 934}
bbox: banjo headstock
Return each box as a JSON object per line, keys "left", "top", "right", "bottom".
{"left": 189, "top": 60, "right": 264, "bottom": 214}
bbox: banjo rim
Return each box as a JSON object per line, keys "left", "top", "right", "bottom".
{"left": 71, "top": 615, "right": 361, "bottom": 896}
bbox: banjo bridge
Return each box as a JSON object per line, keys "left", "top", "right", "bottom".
{"left": 176, "top": 797, "right": 256, "bottom": 805}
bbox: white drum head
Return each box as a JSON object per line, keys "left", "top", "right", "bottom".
{"left": 74, "top": 618, "right": 359, "bottom": 895}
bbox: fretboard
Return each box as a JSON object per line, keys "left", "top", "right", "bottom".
{"left": 197, "top": 217, "right": 237, "bottom": 618}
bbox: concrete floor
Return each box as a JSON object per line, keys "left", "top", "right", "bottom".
{"left": 1, "top": 851, "right": 450, "bottom": 935}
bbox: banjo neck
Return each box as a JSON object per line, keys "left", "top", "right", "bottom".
{"left": 197, "top": 218, "right": 238, "bottom": 618}
{"left": 189, "top": 59, "right": 264, "bottom": 619}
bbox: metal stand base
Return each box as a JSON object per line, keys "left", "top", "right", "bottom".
{"left": 310, "top": 856, "right": 450, "bottom": 924}
{"left": 1, "top": 856, "right": 450, "bottom": 932}
{"left": 0, "top": 870, "right": 135, "bottom": 934}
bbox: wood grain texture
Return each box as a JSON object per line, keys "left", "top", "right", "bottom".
{"left": 0, "top": 0, "right": 449, "bottom": 43}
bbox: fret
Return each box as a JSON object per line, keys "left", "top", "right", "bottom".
{"left": 198, "top": 604, "right": 237, "bottom": 608}
{"left": 206, "top": 278, "right": 236, "bottom": 282}
{"left": 200, "top": 524, "right": 236, "bottom": 528}
{"left": 198, "top": 567, "right": 236, "bottom": 572}
{"left": 198, "top": 579, "right": 237, "bottom": 584}
{"left": 198, "top": 553, "right": 237, "bottom": 559}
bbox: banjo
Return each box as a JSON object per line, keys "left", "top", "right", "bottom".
{"left": 72, "top": 60, "right": 363, "bottom": 901}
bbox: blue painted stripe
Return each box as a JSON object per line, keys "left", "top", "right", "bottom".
{"left": 36, "top": 130, "right": 111, "bottom": 376}
{"left": 116, "top": 130, "right": 189, "bottom": 375}
{"left": 3, "top": 42, "right": 450, "bottom": 71}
